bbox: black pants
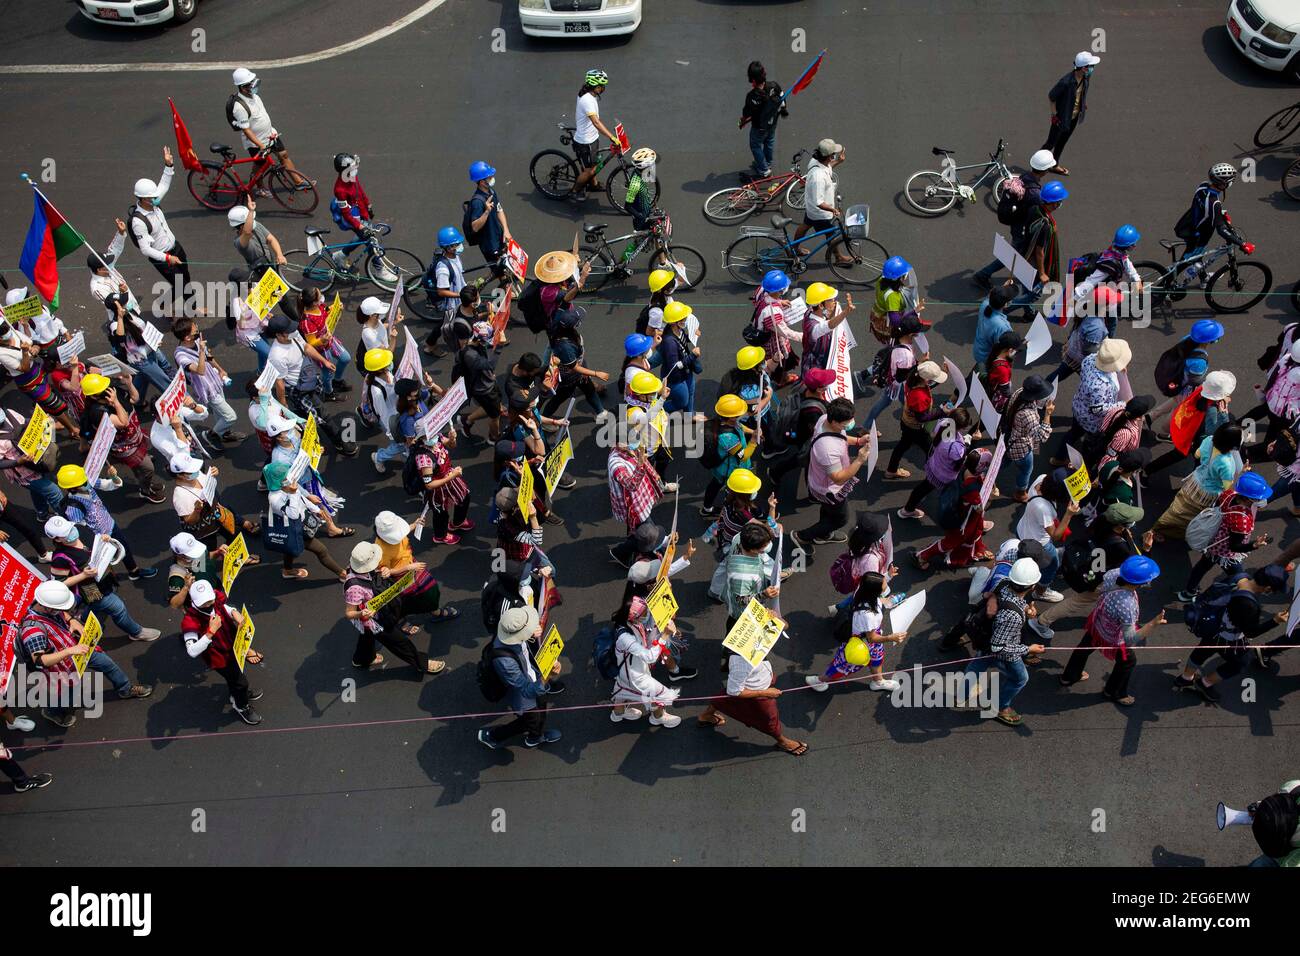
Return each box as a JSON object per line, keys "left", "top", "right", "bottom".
{"left": 427, "top": 498, "right": 471, "bottom": 538}
{"left": 214, "top": 660, "right": 251, "bottom": 710}
{"left": 486, "top": 699, "right": 548, "bottom": 744}
{"left": 1061, "top": 631, "right": 1136, "bottom": 698}
{"left": 544, "top": 377, "right": 605, "bottom": 416}
{"left": 904, "top": 477, "right": 935, "bottom": 513}
{"left": 703, "top": 477, "right": 726, "bottom": 510}
{"left": 0, "top": 755, "right": 32, "bottom": 786}
{"left": 151, "top": 239, "right": 194, "bottom": 315}
{"left": 888, "top": 423, "right": 932, "bottom": 473}
{"left": 764, "top": 445, "right": 804, "bottom": 505}
{"left": 1041, "top": 122, "right": 1076, "bottom": 163}
{"left": 798, "top": 496, "right": 848, "bottom": 549}
{"left": 352, "top": 625, "right": 430, "bottom": 676}
{"left": 288, "top": 388, "right": 349, "bottom": 450}
{"left": 0, "top": 503, "right": 48, "bottom": 557}
{"left": 1188, "top": 555, "right": 1241, "bottom": 594}
{"left": 1188, "top": 638, "right": 1248, "bottom": 681}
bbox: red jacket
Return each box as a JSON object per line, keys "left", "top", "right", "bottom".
{"left": 181, "top": 588, "right": 239, "bottom": 670}
{"left": 332, "top": 178, "right": 372, "bottom": 232}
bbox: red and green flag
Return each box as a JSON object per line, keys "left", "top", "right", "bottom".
{"left": 19, "top": 190, "right": 86, "bottom": 311}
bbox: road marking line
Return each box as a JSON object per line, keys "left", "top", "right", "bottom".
{"left": 0, "top": 0, "right": 448, "bottom": 74}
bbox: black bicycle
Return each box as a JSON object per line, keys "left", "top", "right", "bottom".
{"left": 529, "top": 120, "right": 659, "bottom": 215}
{"left": 1254, "top": 101, "right": 1300, "bottom": 149}
{"left": 1132, "top": 231, "right": 1272, "bottom": 315}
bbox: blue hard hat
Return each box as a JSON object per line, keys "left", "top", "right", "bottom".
{"left": 624, "top": 333, "right": 653, "bottom": 358}
{"left": 882, "top": 256, "right": 912, "bottom": 281}
{"left": 1234, "top": 471, "right": 1272, "bottom": 501}
{"left": 761, "top": 269, "right": 790, "bottom": 294}
{"left": 1118, "top": 555, "right": 1160, "bottom": 586}
{"left": 437, "top": 226, "right": 464, "bottom": 248}
{"left": 1112, "top": 224, "right": 1140, "bottom": 249}
{"left": 468, "top": 160, "right": 496, "bottom": 182}
{"left": 1040, "top": 181, "right": 1069, "bottom": 203}
{"left": 1189, "top": 319, "right": 1224, "bottom": 344}
{"left": 1184, "top": 357, "right": 1208, "bottom": 377}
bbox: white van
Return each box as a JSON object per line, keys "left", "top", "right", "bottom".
{"left": 1226, "top": 0, "right": 1300, "bottom": 82}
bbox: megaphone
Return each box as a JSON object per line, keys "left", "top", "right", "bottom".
{"left": 1217, "top": 802, "right": 1255, "bottom": 830}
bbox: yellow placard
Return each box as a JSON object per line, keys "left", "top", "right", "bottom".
{"left": 721, "top": 598, "right": 785, "bottom": 666}
{"left": 246, "top": 268, "right": 289, "bottom": 320}
{"left": 301, "top": 413, "right": 323, "bottom": 470}
{"left": 534, "top": 624, "right": 564, "bottom": 677}
{"left": 646, "top": 577, "right": 678, "bottom": 631}
{"left": 17, "top": 406, "right": 52, "bottom": 460}
{"left": 542, "top": 435, "right": 573, "bottom": 495}
{"left": 72, "top": 612, "right": 103, "bottom": 679}
{"left": 517, "top": 461, "right": 535, "bottom": 521}
{"left": 367, "top": 570, "right": 414, "bottom": 613}
{"left": 656, "top": 540, "right": 676, "bottom": 582}
{"left": 324, "top": 292, "right": 344, "bottom": 336}
{"left": 1065, "top": 462, "right": 1092, "bottom": 503}
{"left": 233, "top": 606, "right": 255, "bottom": 672}
{"left": 3, "top": 294, "right": 44, "bottom": 322}
{"left": 222, "top": 533, "right": 249, "bottom": 594}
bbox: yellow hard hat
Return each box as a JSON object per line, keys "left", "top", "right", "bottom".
{"left": 628, "top": 371, "right": 662, "bottom": 395}
{"left": 81, "top": 373, "right": 111, "bottom": 397}
{"left": 663, "top": 301, "right": 692, "bottom": 324}
{"left": 843, "top": 636, "right": 872, "bottom": 666}
{"left": 715, "top": 394, "right": 746, "bottom": 418}
{"left": 726, "top": 468, "right": 761, "bottom": 496}
{"left": 736, "top": 346, "right": 766, "bottom": 371}
{"left": 648, "top": 269, "right": 676, "bottom": 293}
{"left": 363, "top": 348, "right": 394, "bottom": 372}
{"left": 804, "top": 282, "right": 838, "bottom": 306}
{"left": 56, "top": 464, "right": 88, "bottom": 490}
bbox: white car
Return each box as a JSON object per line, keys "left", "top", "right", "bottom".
{"left": 75, "top": 0, "right": 198, "bottom": 27}
{"left": 1226, "top": 0, "right": 1300, "bottom": 82}
{"left": 519, "top": 0, "right": 642, "bottom": 38}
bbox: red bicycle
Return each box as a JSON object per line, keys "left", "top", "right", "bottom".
{"left": 187, "top": 140, "right": 318, "bottom": 214}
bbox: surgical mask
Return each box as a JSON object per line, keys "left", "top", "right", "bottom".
{"left": 845, "top": 419, "right": 858, "bottom": 431}
{"left": 1084, "top": 67, "right": 1094, "bottom": 77}
{"left": 187, "top": 469, "right": 204, "bottom": 481}
{"left": 453, "top": 243, "right": 464, "bottom": 255}
{"left": 64, "top": 527, "right": 80, "bottom": 544}
{"left": 488, "top": 177, "right": 496, "bottom": 187}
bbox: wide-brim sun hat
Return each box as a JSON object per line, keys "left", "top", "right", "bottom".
{"left": 535, "top": 250, "right": 578, "bottom": 284}
{"left": 1021, "top": 374, "right": 1052, "bottom": 401}
{"left": 1201, "top": 370, "right": 1237, "bottom": 401}
{"left": 374, "top": 510, "right": 411, "bottom": 545}
{"left": 497, "top": 604, "right": 540, "bottom": 646}
{"left": 349, "top": 541, "right": 382, "bottom": 573}
{"left": 916, "top": 361, "right": 948, "bottom": 384}
{"left": 1095, "top": 338, "right": 1132, "bottom": 373}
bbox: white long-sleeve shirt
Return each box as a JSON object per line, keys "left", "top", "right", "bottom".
{"left": 129, "top": 165, "right": 177, "bottom": 262}
{"left": 89, "top": 231, "right": 131, "bottom": 321}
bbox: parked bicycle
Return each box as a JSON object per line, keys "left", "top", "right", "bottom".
{"left": 529, "top": 120, "right": 659, "bottom": 215}
{"left": 1283, "top": 157, "right": 1300, "bottom": 202}
{"left": 702, "top": 149, "right": 809, "bottom": 225}
{"left": 187, "top": 141, "right": 318, "bottom": 214}
{"left": 279, "top": 222, "right": 424, "bottom": 296}
{"left": 1254, "top": 101, "right": 1300, "bottom": 149}
{"left": 1132, "top": 230, "right": 1272, "bottom": 315}
{"left": 722, "top": 203, "right": 887, "bottom": 287}
{"left": 904, "top": 139, "right": 1013, "bottom": 215}
{"left": 575, "top": 210, "right": 705, "bottom": 294}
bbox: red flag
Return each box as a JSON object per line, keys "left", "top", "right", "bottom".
{"left": 787, "top": 50, "right": 825, "bottom": 98}
{"left": 169, "top": 97, "right": 202, "bottom": 172}
{"left": 1169, "top": 386, "right": 1207, "bottom": 455}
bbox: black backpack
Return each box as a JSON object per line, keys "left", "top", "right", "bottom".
{"left": 461, "top": 200, "right": 483, "bottom": 247}
{"left": 1070, "top": 252, "right": 1123, "bottom": 286}
{"left": 936, "top": 478, "right": 966, "bottom": 531}
{"left": 699, "top": 420, "right": 741, "bottom": 470}
{"left": 476, "top": 642, "right": 515, "bottom": 702}
{"left": 996, "top": 182, "right": 1033, "bottom": 228}
{"left": 518, "top": 280, "right": 548, "bottom": 334}
{"left": 768, "top": 396, "right": 824, "bottom": 452}
{"left": 224, "top": 93, "right": 247, "bottom": 131}
{"left": 592, "top": 625, "right": 620, "bottom": 681}
{"left": 125, "top": 207, "right": 152, "bottom": 251}
{"left": 1184, "top": 574, "right": 1252, "bottom": 639}
{"left": 1153, "top": 343, "right": 1206, "bottom": 397}
{"left": 1061, "top": 538, "right": 1102, "bottom": 593}
{"left": 400, "top": 446, "right": 425, "bottom": 496}
{"left": 867, "top": 345, "right": 893, "bottom": 389}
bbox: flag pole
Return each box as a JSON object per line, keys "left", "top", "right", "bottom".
{"left": 20, "top": 173, "right": 134, "bottom": 302}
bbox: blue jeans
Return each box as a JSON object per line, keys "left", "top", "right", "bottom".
{"left": 1271, "top": 475, "right": 1300, "bottom": 507}
{"left": 863, "top": 388, "right": 895, "bottom": 431}
{"left": 248, "top": 336, "right": 271, "bottom": 371}
{"left": 995, "top": 657, "right": 1029, "bottom": 709}
{"left": 1009, "top": 279, "right": 1043, "bottom": 314}
{"left": 665, "top": 379, "right": 693, "bottom": 415}
{"left": 748, "top": 126, "right": 775, "bottom": 175}
{"left": 1040, "top": 539, "right": 1060, "bottom": 586}
{"left": 89, "top": 592, "right": 144, "bottom": 638}
{"left": 27, "top": 477, "right": 64, "bottom": 521}
{"left": 376, "top": 441, "right": 407, "bottom": 465}
{"left": 1009, "top": 453, "right": 1035, "bottom": 492}
{"left": 87, "top": 648, "right": 132, "bottom": 696}
{"left": 132, "top": 350, "right": 175, "bottom": 402}
{"left": 321, "top": 344, "right": 351, "bottom": 394}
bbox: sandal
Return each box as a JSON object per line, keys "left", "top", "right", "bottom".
{"left": 1103, "top": 691, "right": 1136, "bottom": 707}
{"left": 973, "top": 550, "right": 996, "bottom": 562}
{"left": 429, "top": 606, "right": 460, "bottom": 623}
{"left": 246, "top": 649, "right": 264, "bottom": 665}
{"left": 242, "top": 521, "right": 262, "bottom": 536}
{"left": 245, "top": 555, "right": 262, "bottom": 566}
{"left": 995, "top": 710, "right": 1022, "bottom": 726}
{"left": 325, "top": 527, "right": 356, "bottom": 538}
{"left": 1059, "top": 672, "right": 1088, "bottom": 685}
{"left": 426, "top": 659, "right": 446, "bottom": 674}
{"left": 884, "top": 468, "right": 911, "bottom": 480}
{"left": 697, "top": 712, "right": 726, "bottom": 727}
{"left": 778, "top": 740, "right": 810, "bottom": 756}
{"left": 353, "top": 653, "right": 384, "bottom": 668}
{"left": 281, "top": 567, "right": 309, "bottom": 580}
{"left": 401, "top": 623, "right": 421, "bottom": 635}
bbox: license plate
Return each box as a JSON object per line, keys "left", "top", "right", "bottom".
{"left": 564, "top": 21, "right": 591, "bottom": 33}
{"left": 1228, "top": 18, "right": 1241, "bottom": 40}
{"left": 97, "top": 7, "right": 121, "bottom": 18}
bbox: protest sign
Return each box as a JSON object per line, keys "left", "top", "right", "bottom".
{"left": 233, "top": 609, "right": 255, "bottom": 672}
{"left": 246, "top": 268, "right": 289, "bottom": 320}
{"left": 17, "top": 406, "right": 52, "bottom": 460}
{"left": 721, "top": 599, "right": 785, "bottom": 666}
{"left": 646, "top": 577, "right": 678, "bottom": 631}
{"left": 223, "top": 533, "right": 249, "bottom": 594}
{"left": 72, "top": 613, "right": 103, "bottom": 679}
{"left": 419, "top": 376, "right": 466, "bottom": 442}
{"left": 535, "top": 624, "right": 564, "bottom": 677}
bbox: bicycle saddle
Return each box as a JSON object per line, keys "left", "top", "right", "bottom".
{"left": 931, "top": 146, "right": 955, "bottom": 156}
{"left": 770, "top": 214, "right": 793, "bottom": 229}
{"left": 304, "top": 227, "right": 331, "bottom": 237}
{"left": 1159, "top": 239, "right": 1184, "bottom": 252}
{"left": 583, "top": 222, "right": 607, "bottom": 234}
{"left": 209, "top": 143, "right": 234, "bottom": 155}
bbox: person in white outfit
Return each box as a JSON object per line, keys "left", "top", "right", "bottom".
{"left": 129, "top": 146, "right": 203, "bottom": 317}
{"left": 610, "top": 596, "right": 682, "bottom": 727}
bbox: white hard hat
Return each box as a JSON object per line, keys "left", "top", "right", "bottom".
{"left": 1008, "top": 557, "right": 1043, "bottom": 587}
{"left": 227, "top": 206, "right": 250, "bottom": 227}
{"left": 3, "top": 287, "right": 28, "bottom": 307}
{"left": 1029, "top": 149, "right": 1056, "bottom": 171}
{"left": 43, "top": 515, "right": 76, "bottom": 540}
{"left": 189, "top": 579, "right": 216, "bottom": 607}
{"left": 134, "top": 178, "right": 159, "bottom": 199}
{"left": 360, "top": 296, "right": 387, "bottom": 316}
{"left": 34, "top": 580, "right": 76, "bottom": 611}
{"left": 232, "top": 68, "right": 257, "bottom": 87}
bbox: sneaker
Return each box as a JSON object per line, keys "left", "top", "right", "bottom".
{"left": 127, "top": 567, "right": 158, "bottom": 581}
{"left": 233, "top": 704, "right": 263, "bottom": 725}
{"left": 322, "top": 391, "right": 346, "bottom": 403}
{"left": 649, "top": 712, "right": 682, "bottom": 728}
{"left": 454, "top": 413, "right": 472, "bottom": 436}
{"left": 1175, "top": 589, "right": 1199, "bottom": 603}
{"left": 430, "top": 533, "right": 461, "bottom": 545}
{"left": 333, "top": 379, "right": 353, "bottom": 392}
{"left": 1026, "top": 619, "right": 1054, "bottom": 641}
{"left": 130, "top": 627, "right": 162, "bottom": 643}
{"left": 1172, "top": 674, "right": 1195, "bottom": 691}
{"left": 256, "top": 479, "right": 269, "bottom": 493}
{"left": 1192, "top": 677, "right": 1221, "bottom": 703}
{"left": 608, "top": 546, "right": 631, "bottom": 569}
{"left": 477, "top": 729, "right": 500, "bottom": 749}
{"left": 759, "top": 447, "right": 782, "bottom": 461}
{"left": 1036, "top": 588, "right": 1065, "bottom": 603}
{"left": 544, "top": 680, "right": 566, "bottom": 697}
{"left": 594, "top": 410, "right": 611, "bottom": 424}
{"left": 544, "top": 511, "right": 564, "bottom": 526}
{"left": 610, "top": 707, "right": 644, "bottom": 722}
{"left": 119, "top": 684, "right": 154, "bottom": 700}
{"left": 663, "top": 481, "right": 679, "bottom": 493}
{"left": 14, "top": 772, "right": 53, "bottom": 793}
{"left": 666, "top": 666, "right": 698, "bottom": 682}
{"left": 5, "top": 716, "right": 35, "bottom": 732}
{"left": 557, "top": 475, "right": 577, "bottom": 491}
{"left": 791, "top": 531, "right": 814, "bottom": 554}
{"left": 37, "top": 550, "right": 53, "bottom": 564}
{"left": 897, "top": 508, "right": 924, "bottom": 520}
{"left": 203, "top": 429, "right": 225, "bottom": 447}
{"left": 41, "top": 708, "right": 77, "bottom": 729}
{"left": 869, "top": 678, "right": 901, "bottom": 692}
{"left": 805, "top": 675, "right": 830, "bottom": 693}
{"left": 450, "top": 519, "right": 475, "bottom": 532}
{"left": 814, "top": 531, "right": 849, "bottom": 545}
{"left": 338, "top": 443, "right": 360, "bottom": 458}
{"left": 699, "top": 505, "right": 720, "bottom": 518}
{"left": 524, "top": 729, "right": 562, "bottom": 748}
{"left": 371, "top": 452, "right": 386, "bottom": 473}
{"left": 247, "top": 689, "right": 265, "bottom": 702}
{"left": 141, "top": 487, "right": 167, "bottom": 504}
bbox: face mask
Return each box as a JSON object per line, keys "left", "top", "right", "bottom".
{"left": 1084, "top": 67, "right": 1094, "bottom": 77}
{"left": 453, "top": 244, "right": 464, "bottom": 255}
{"left": 487, "top": 177, "right": 496, "bottom": 188}
{"left": 187, "top": 469, "right": 204, "bottom": 481}
{"left": 64, "top": 527, "right": 80, "bottom": 544}
{"left": 845, "top": 420, "right": 858, "bottom": 431}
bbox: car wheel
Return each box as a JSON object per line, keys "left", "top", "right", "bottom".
{"left": 1288, "top": 53, "right": 1300, "bottom": 84}
{"left": 173, "top": 0, "right": 198, "bottom": 23}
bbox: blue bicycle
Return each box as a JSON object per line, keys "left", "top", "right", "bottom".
{"left": 722, "top": 203, "right": 887, "bottom": 286}
{"left": 279, "top": 222, "right": 424, "bottom": 296}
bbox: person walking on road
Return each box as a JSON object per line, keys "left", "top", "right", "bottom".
{"left": 1040, "top": 51, "right": 1099, "bottom": 175}
{"left": 477, "top": 605, "right": 562, "bottom": 750}
{"left": 129, "top": 146, "right": 202, "bottom": 317}
{"left": 739, "top": 60, "right": 787, "bottom": 179}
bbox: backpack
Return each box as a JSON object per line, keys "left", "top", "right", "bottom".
{"left": 1175, "top": 184, "right": 1218, "bottom": 242}
{"left": 125, "top": 207, "right": 152, "bottom": 251}
{"left": 936, "top": 479, "right": 965, "bottom": 531}
{"left": 635, "top": 304, "right": 653, "bottom": 336}
{"left": 461, "top": 200, "right": 483, "bottom": 247}
{"left": 1184, "top": 505, "right": 1225, "bottom": 552}
{"left": 1061, "top": 538, "right": 1102, "bottom": 592}
{"left": 518, "top": 279, "right": 548, "bottom": 334}
{"left": 1069, "top": 252, "right": 1123, "bottom": 286}
{"left": 829, "top": 551, "right": 857, "bottom": 594}
{"left": 224, "top": 93, "right": 247, "bottom": 132}
{"left": 699, "top": 420, "right": 741, "bottom": 470}
{"left": 996, "top": 177, "right": 1031, "bottom": 227}
{"left": 476, "top": 642, "right": 515, "bottom": 702}
{"left": 867, "top": 346, "right": 893, "bottom": 389}
{"left": 592, "top": 625, "right": 620, "bottom": 681}
{"left": 1184, "top": 576, "right": 1252, "bottom": 639}
{"left": 1153, "top": 342, "right": 1193, "bottom": 397}
{"left": 768, "top": 396, "right": 824, "bottom": 452}
{"left": 400, "top": 447, "right": 425, "bottom": 496}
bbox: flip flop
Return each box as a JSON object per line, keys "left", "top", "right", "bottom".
{"left": 281, "top": 567, "right": 308, "bottom": 579}
{"left": 326, "top": 527, "right": 356, "bottom": 538}
{"left": 401, "top": 623, "right": 421, "bottom": 635}
{"left": 429, "top": 606, "right": 460, "bottom": 623}
{"left": 353, "top": 654, "right": 384, "bottom": 669}
{"left": 778, "top": 741, "right": 809, "bottom": 756}
{"left": 697, "top": 713, "right": 726, "bottom": 727}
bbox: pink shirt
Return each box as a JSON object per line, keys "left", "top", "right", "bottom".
{"left": 807, "top": 422, "right": 850, "bottom": 499}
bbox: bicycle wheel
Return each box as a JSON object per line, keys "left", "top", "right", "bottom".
{"left": 1254, "top": 102, "right": 1300, "bottom": 149}
{"left": 267, "top": 166, "right": 319, "bottom": 214}
{"left": 577, "top": 244, "right": 618, "bottom": 294}
{"left": 1205, "top": 260, "right": 1271, "bottom": 314}
{"left": 1132, "top": 259, "right": 1171, "bottom": 307}
{"left": 827, "top": 237, "right": 888, "bottom": 286}
{"left": 647, "top": 244, "right": 707, "bottom": 291}
{"left": 784, "top": 177, "right": 805, "bottom": 210}
{"left": 280, "top": 249, "right": 335, "bottom": 294}
{"left": 187, "top": 161, "right": 242, "bottom": 211}
{"left": 703, "top": 186, "right": 763, "bottom": 225}
{"left": 529, "top": 149, "right": 579, "bottom": 200}
{"left": 724, "top": 234, "right": 794, "bottom": 285}
{"left": 606, "top": 165, "right": 660, "bottom": 215}
{"left": 366, "top": 246, "right": 425, "bottom": 294}
{"left": 904, "top": 170, "right": 957, "bottom": 215}
{"left": 1283, "top": 158, "right": 1300, "bottom": 202}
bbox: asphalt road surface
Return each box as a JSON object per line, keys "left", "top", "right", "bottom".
{"left": 1, "top": 0, "right": 1298, "bottom": 866}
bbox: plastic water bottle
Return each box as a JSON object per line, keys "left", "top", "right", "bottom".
{"left": 1183, "top": 263, "right": 1200, "bottom": 282}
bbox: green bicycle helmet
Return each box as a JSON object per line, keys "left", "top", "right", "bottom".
{"left": 585, "top": 69, "right": 609, "bottom": 88}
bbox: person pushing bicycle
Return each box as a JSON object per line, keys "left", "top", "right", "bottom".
{"left": 573, "top": 68, "right": 617, "bottom": 201}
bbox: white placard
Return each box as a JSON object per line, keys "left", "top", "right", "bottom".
{"left": 285, "top": 448, "right": 311, "bottom": 486}
{"left": 420, "top": 376, "right": 467, "bottom": 442}
{"left": 980, "top": 436, "right": 1006, "bottom": 510}
{"left": 783, "top": 295, "right": 807, "bottom": 328}
{"left": 57, "top": 332, "right": 85, "bottom": 365}
{"left": 1066, "top": 443, "right": 1084, "bottom": 471}
{"left": 1025, "top": 313, "right": 1053, "bottom": 365}
{"left": 89, "top": 535, "right": 117, "bottom": 582}
{"left": 993, "top": 232, "right": 1018, "bottom": 271}
{"left": 865, "top": 423, "right": 879, "bottom": 481}
{"left": 396, "top": 326, "right": 422, "bottom": 384}
{"left": 83, "top": 416, "right": 117, "bottom": 485}
{"left": 254, "top": 358, "right": 282, "bottom": 394}
{"left": 1011, "top": 250, "right": 1039, "bottom": 292}
{"left": 968, "top": 370, "right": 1001, "bottom": 436}
{"left": 86, "top": 353, "right": 133, "bottom": 379}
{"left": 201, "top": 471, "right": 217, "bottom": 505}
{"left": 410, "top": 504, "right": 430, "bottom": 542}
{"left": 883, "top": 515, "right": 894, "bottom": 569}
{"left": 141, "top": 322, "right": 164, "bottom": 351}
{"left": 888, "top": 589, "right": 927, "bottom": 634}
{"left": 827, "top": 320, "right": 856, "bottom": 403}
{"left": 944, "top": 357, "right": 967, "bottom": 406}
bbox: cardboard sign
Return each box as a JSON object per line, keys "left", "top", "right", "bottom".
{"left": 246, "top": 268, "right": 289, "bottom": 320}
{"left": 301, "top": 414, "right": 323, "bottom": 470}
{"left": 504, "top": 238, "right": 529, "bottom": 282}
{"left": 419, "top": 376, "right": 466, "bottom": 442}
{"left": 222, "top": 533, "right": 249, "bottom": 594}
{"left": 57, "top": 331, "right": 85, "bottom": 365}
{"left": 3, "top": 294, "right": 43, "bottom": 322}
{"left": 154, "top": 369, "right": 187, "bottom": 424}
{"left": 645, "top": 577, "right": 678, "bottom": 631}
{"left": 980, "top": 436, "right": 1007, "bottom": 510}
{"left": 1024, "top": 313, "right": 1053, "bottom": 365}
{"left": 517, "top": 458, "right": 535, "bottom": 521}
{"left": 887, "top": 589, "right": 927, "bottom": 634}
{"left": 17, "top": 406, "right": 52, "bottom": 460}
{"left": 367, "top": 571, "right": 414, "bottom": 613}
{"left": 1065, "top": 461, "right": 1092, "bottom": 502}
{"left": 534, "top": 623, "right": 564, "bottom": 677}
{"left": 396, "top": 326, "right": 422, "bottom": 385}
{"left": 72, "top": 612, "right": 103, "bottom": 679}
{"left": 83, "top": 415, "right": 117, "bottom": 485}
{"left": 233, "top": 607, "right": 255, "bottom": 673}
{"left": 0, "top": 543, "right": 46, "bottom": 699}
{"left": 324, "top": 292, "right": 344, "bottom": 336}
{"left": 542, "top": 435, "right": 574, "bottom": 495}
{"left": 721, "top": 598, "right": 785, "bottom": 666}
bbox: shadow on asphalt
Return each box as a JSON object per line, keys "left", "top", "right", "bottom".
{"left": 1200, "top": 26, "right": 1300, "bottom": 90}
